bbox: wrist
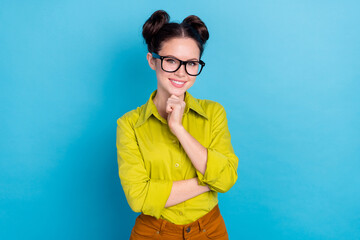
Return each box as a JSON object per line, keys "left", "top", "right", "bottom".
{"left": 170, "top": 124, "right": 185, "bottom": 137}
{"left": 193, "top": 178, "right": 210, "bottom": 193}
{"left": 201, "top": 184, "right": 210, "bottom": 193}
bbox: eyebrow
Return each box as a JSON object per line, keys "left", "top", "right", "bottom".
{"left": 164, "top": 55, "right": 199, "bottom": 61}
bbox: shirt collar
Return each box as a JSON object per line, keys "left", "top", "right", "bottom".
{"left": 135, "top": 90, "right": 208, "bottom": 128}
{"left": 184, "top": 90, "right": 208, "bottom": 119}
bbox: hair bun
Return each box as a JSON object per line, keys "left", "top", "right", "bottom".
{"left": 182, "top": 15, "right": 209, "bottom": 44}
{"left": 142, "top": 10, "right": 170, "bottom": 47}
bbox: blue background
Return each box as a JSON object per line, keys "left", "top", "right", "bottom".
{"left": 1, "top": 1, "right": 359, "bottom": 239}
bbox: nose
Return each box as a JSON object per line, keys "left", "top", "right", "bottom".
{"left": 175, "top": 63, "right": 186, "bottom": 77}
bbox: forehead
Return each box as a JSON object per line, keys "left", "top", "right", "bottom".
{"left": 159, "top": 37, "right": 200, "bottom": 59}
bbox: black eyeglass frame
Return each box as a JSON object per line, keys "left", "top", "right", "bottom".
{"left": 151, "top": 52, "right": 205, "bottom": 76}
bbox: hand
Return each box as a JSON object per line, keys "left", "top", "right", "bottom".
{"left": 166, "top": 95, "right": 186, "bottom": 135}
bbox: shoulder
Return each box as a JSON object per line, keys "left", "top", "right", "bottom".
{"left": 196, "top": 98, "right": 227, "bottom": 117}
{"left": 116, "top": 104, "right": 145, "bottom": 128}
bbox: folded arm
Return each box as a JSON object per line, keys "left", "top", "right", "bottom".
{"left": 165, "top": 178, "right": 210, "bottom": 208}
{"left": 173, "top": 102, "right": 239, "bottom": 193}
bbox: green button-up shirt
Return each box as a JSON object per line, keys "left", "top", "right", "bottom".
{"left": 116, "top": 90, "right": 238, "bottom": 225}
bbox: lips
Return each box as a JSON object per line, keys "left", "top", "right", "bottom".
{"left": 169, "top": 79, "right": 186, "bottom": 88}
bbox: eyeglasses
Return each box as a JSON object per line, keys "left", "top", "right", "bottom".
{"left": 151, "top": 52, "right": 205, "bottom": 76}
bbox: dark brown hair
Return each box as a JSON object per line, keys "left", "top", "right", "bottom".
{"left": 142, "top": 10, "right": 209, "bottom": 57}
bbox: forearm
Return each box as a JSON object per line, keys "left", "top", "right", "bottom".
{"left": 172, "top": 126, "right": 208, "bottom": 174}
{"left": 165, "top": 178, "right": 210, "bottom": 208}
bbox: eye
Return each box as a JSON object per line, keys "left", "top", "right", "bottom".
{"left": 187, "top": 61, "right": 199, "bottom": 67}
{"left": 165, "top": 58, "right": 177, "bottom": 64}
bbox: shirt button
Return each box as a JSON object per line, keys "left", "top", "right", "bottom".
{"left": 179, "top": 211, "right": 183, "bottom": 216}
{"left": 175, "top": 163, "right": 180, "bottom": 168}
{"left": 172, "top": 139, "right": 177, "bottom": 144}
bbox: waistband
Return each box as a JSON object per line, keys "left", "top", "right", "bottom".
{"left": 138, "top": 204, "right": 221, "bottom": 235}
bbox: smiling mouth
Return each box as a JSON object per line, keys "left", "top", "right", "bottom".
{"left": 171, "top": 79, "right": 185, "bottom": 84}
{"left": 169, "top": 79, "right": 186, "bottom": 88}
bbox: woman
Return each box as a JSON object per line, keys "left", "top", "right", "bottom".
{"left": 116, "top": 10, "right": 238, "bottom": 240}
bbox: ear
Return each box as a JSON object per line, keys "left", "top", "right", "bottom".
{"left": 146, "top": 52, "right": 156, "bottom": 70}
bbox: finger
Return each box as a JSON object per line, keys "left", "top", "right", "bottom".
{"left": 167, "top": 98, "right": 183, "bottom": 107}
{"left": 170, "top": 94, "right": 179, "bottom": 99}
{"left": 167, "top": 98, "right": 181, "bottom": 108}
{"left": 166, "top": 103, "right": 173, "bottom": 113}
{"left": 167, "top": 99, "right": 179, "bottom": 106}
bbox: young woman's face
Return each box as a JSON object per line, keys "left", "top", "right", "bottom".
{"left": 147, "top": 37, "right": 200, "bottom": 98}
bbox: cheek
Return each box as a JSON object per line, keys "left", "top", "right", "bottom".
{"left": 186, "top": 78, "right": 196, "bottom": 88}
{"left": 154, "top": 63, "right": 163, "bottom": 75}
{"left": 154, "top": 62, "right": 162, "bottom": 71}
{"left": 189, "top": 76, "right": 196, "bottom": 83}
{"left": 155, "top": 68, "right": 170, "bottom": 81}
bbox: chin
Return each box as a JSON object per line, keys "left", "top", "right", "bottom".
{"left": 169, "top": 88, "right": 187, "bottom": 97}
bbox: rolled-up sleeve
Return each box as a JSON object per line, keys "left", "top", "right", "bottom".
{"left": 116, "top": 116, "right": 173, "bottom": 218}
{"left": 196, "top": 103, "right": 239, "bottom": 193}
